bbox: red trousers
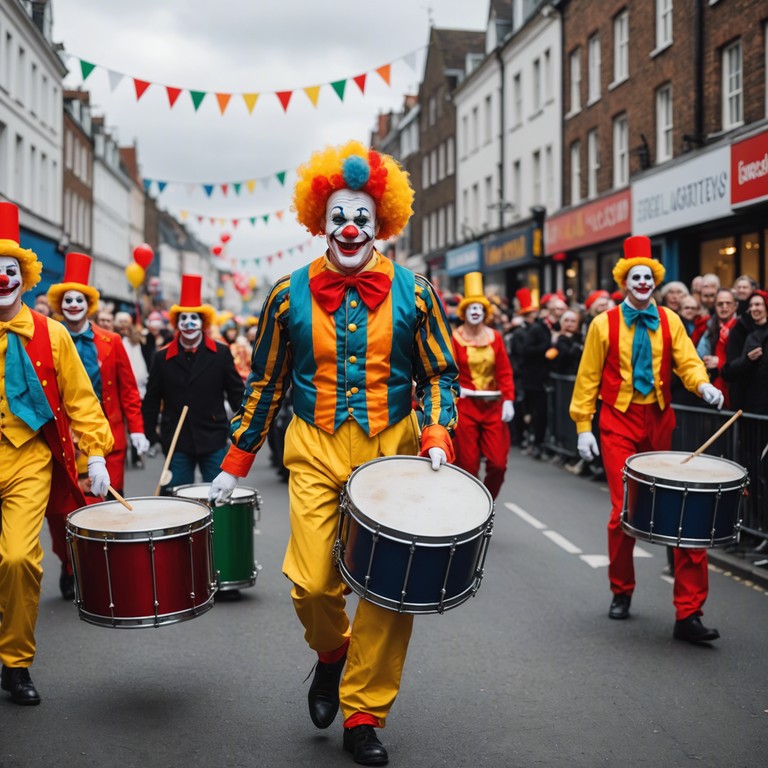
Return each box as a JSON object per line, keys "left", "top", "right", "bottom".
{"left": 599, "top": 402, "right": 709, "bottom": 620}
{"left": 454, "top": 398, "right": 510, "bottom": 500}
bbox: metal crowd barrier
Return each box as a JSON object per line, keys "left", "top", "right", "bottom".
{"left": 542, "top": 374, "right": 768, "bottom": 546}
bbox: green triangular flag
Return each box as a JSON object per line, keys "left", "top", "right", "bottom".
{"left": 254, "top": 258, "right": 260, "bottom": 266}
{"left": 249, "top": 217, "right": 256, "bottom": 226}
{"left": 330, "top": 79, "right": 347, "bottom": 101}
{"left": 233, "top": 183, "right": 242, "bottom": 196}
{"left": 190, "top": 90, "right": 207, "bottom": 111}
{"left": 275, "top": 171, "right": 286, "bottom": 186}
{"left": 80, "top": 60, "right": 96, "bottom": 80}
{"left": 262, "top": 214, "right": 269, "bottom": 224}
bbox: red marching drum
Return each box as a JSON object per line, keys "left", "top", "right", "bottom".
{"left": 66, "top": 497, "right": 216, "bottom": 628}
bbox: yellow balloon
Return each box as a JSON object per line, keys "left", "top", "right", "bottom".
{"left": 125, "top": 262, "right": 145, "bottom": 289}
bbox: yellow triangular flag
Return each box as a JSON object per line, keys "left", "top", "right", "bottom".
{"left": 246, "top": 179, "right": 256, "bottom": 193}
{"left": 179, "top": 210, "right": 188, "bottom": 220}
{"left": 219, "top": 218, "right": 226, "bottom": 226}
{"left": 303, "top": 85, "right": 320, "bottom": 107}
{"left": 242, "top": 93, "right": 259, "bottom": 114}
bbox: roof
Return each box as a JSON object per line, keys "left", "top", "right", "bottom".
{"left": 431, "top": 28, "right": 485, "bottom": 72}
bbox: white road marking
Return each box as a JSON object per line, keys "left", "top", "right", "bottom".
{"left": 660, "top": 575, "right": 674, "bottom": 585}
{"left": 543, "top": 530, "right": 582, "bottom": 554}
{"left": 581, "top": 554, "right": 610, "bottom": 568}
{"left": 504, "top": 502, "right": 547, "bottom": 530}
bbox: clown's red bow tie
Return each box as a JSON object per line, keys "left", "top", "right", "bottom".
{"left": 309, "top": 269, "right": 392, "bottom": 313}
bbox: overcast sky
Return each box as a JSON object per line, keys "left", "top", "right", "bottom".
{"left": 52, "top": 0, "right": 488, "bottom": 285}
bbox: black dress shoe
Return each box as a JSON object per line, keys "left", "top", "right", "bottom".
{"left": 1, "top": 665, "right": 41, "bottom": 705}
{"left": 609, "top": 593, "right": 631, "bottom": 620}
{"left": 307, "top": 653, "right": 347, "bottom": 728}
{"left": 59, "top": 565, "right": 75, "bottom": 601}
{"left": 673, "top": 615, "right": 720, "bottom": 644}
{"left": 343, "top": 725, "right": 389, "bottom": 766}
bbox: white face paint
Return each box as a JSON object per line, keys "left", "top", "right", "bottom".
{"left": 61, "top": 289, "right": 89, "bottom": 326}
{"left": 465, "top": 302, "right": 486, "bottom": 327}
{"left": 325, "top": 189, "right": 377, "bottom": 273}
{"left": 625, "top": 265, "right": 656, "bottom": 306}
{"left": 178, "top": 312, "right": 203, "bottom": 346}
{"left": 0, "top": 257, "right": 22, "bottom": 308}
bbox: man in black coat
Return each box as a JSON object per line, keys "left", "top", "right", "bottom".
{"left": 142, "top": 275, "right": 244, "bottom": 491}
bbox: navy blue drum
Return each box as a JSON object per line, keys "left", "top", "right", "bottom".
{"left": 335, "top": 456, "right": 494, "bottom": 614}
{"left": 621, "top": 451, "right": 748, "bottom": 548}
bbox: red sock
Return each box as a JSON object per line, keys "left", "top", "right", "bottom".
{"left": 317, "top": 638, "right": 349, "bottom": 665}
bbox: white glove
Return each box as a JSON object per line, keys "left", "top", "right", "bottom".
{"left": 130, "top": 432, "right": 151, "bottom": 455}
{"left": 501, "top": 400, "right": 515, "bottom": 423}
{"left": 698, "top": 383, "right": 725, "bottom": 410}
{"left": 577, "top": 432, "right": 600, "bottom": 462}
{"left": 428, "top": 447, "right": 447, "bottom": 471}
{"left": 459, "top": 387, "right": 471, "bottom": 399}
{"left": 87, "top": 455, "right": 111, "bottom": 497}
{"left": 208, "top": 471, "right": 239, "bottom": 505}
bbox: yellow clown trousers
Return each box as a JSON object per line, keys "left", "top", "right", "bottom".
{"left": 0, "top": 434, "right": 53, "bottom": 668}
{"left": 282, "top": 414, "right": 421, "bottom": 727}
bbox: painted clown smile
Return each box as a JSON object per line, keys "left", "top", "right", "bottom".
{"left": 332, "top": 232, "right": 371, "bottom": 256}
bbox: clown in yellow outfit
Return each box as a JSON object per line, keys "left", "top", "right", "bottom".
{"left": 0, "top": 202, "right": 113, "bottom": 705}
{"left": 209, "top": 141, "right": 458, "bottom": 765}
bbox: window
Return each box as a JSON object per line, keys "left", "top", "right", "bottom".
{"left": 461, "top": 115, "right": 469, "bottom": 157}
{"left": 472, "top": 183, "right": 480, "bottom": 229}
{"left": 656, "top": 0, "right": 673, "bottom": 50}
{"left": 484, "top": 176, "right": 493, "bottom": 229}
{"left": 40, "top": 74, "right": 48, "bottom": 125}
{"left": 30, "top": 62, "right": 37, "bottom": 116}
{"left": 512, "top": 160, "right": 521, "bottom": 216}
{"left": 545, "top": 145, "right": 554, "bottom": 211}
{"left": 446, "top": 204, "right": 454, "bottom": 245}
{"left": 429, "top": 96, "right": 437, "bottom": 126}
{"left": 570, "top": 142, "right": 582, "bottom": 204}
{"left": 430, "top": 149, "right": 437, "bottom": 185}
{"left": 722, "top": 40, "right": 743, "bottom": 129}
{"left": 14, "top": 134, "right": 23, "bottom": 203}
{"left": 656, "top": 84, "right": 673, "bottom": 162}
{"left": 569, "top": 48, "right": 581, "bottom": 114}
{"left": 3, "top": 32, "right": 12, "bottom": 93}
{"left": 532, "top": 150, "right": 542, "bottom": 206}
{"left": 532, "top": 57, "right": 541, "bottom": 112}
{"left": 613, "top": 10, "right": 629, "bottom": 83}
{"left": 438, "top": 207, "right": 446, "bottom": 248}
{"left": 422, "top": 219, "right": 430, "bottom": 252}
{"left": 544, "top": 48, "right": 552, "bottom": 103}
{"left": 484, "top": 95, "right": 492, "bottom": 144}
{"left": 438, "top": 142, "right": 446, "bottom": 181}
{"left": 613, "top": 114, "right": 629, "bottom": 188}
{"left": 65, "top": 130, "right": 73, "bottom": 169}
{"left": 587, "top": 129, "right": 600, "bottom": 198}
{"left": 588, "top": 35, "right": 601, "bottom": 103}
{"left": 513, "top": 72, "right": 523, "bottom": 127}
{"left": 16, "top": 46, "right": 25, "bottom": 103}
{"left": 446, "top": 137, "right": 454, "bottom": 175}
{"left": 462, "top": 189, "right": 469, "bottom": 231}
{"left": 471, "top": 106, "right": 479, "bottom": 151}
{"left": 422, "top": 155, "right": 429, "bottom": 189}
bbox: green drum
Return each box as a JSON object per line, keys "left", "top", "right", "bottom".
{"left": 173, "top": 484, "right": 261, "bottom": 591}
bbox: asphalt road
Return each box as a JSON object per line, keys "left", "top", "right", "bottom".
{"left": 2, "top": 446, "right": 767, "bottom": 768}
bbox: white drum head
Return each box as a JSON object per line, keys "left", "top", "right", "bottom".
{"left": 346, "top": 456, "right": 492, "bottom": 537}
{"left": 174, "top": 484, "right": 255, "bottom": 502}
{"left": 68, "top": 497, "right": 208, "bottom": 533}
{"left": 626, "top": 451, "right": 746, "bottom": 484}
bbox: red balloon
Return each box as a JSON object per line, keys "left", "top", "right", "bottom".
{"left": 212, "top": 245, "right": 223, "bottom": 256}
{"left": 133, "top": 243, "right": 154, "bottom": 269}
{"left": 220, "top": 233, "right": 231, "bottom": 244}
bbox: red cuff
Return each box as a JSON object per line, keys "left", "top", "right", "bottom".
{"left": 344, "top": 712, "right": 381, "bottom": 729}
{"left": 220, "top": 443, "right": 256, "bottom": 477}
{"left": 317, "top": 638, "right": 350, "bottom": 664}
{"left": 418, "top": 424, "right": 455, "bottom": 464}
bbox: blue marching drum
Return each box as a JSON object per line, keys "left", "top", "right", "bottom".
{"left": 334, "top": 456, "right": 494, "bottom": 614}
{"left": 621, "top": 451, "right": 748, "bottom": 548}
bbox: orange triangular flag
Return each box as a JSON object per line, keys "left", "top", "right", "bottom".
{"left": 242, "top": 93, "right": 259, "bottom": 114}
{"left": 375, "top": 64, "right": 391, "bottom": 85}
{"left": 303, "top": 85, "right": 321, "bottom": 107}
{"left": 134, "top": 78, "right": 151, "bottom": 100}
{"left": 215, "top": 93, "right": 232, "bottom": 115}
{"left": 276, "top": 91, "right": 293, "bottom": 112}
{"left": 353, "top": 74, "right": 367, "bottom": 94}
{"left": 275, "top": 210, "right": 284, "bottom": 221}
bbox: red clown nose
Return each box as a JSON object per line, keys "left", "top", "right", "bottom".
{"left": 341, "top": 225, "right": 358, "bottom": 238}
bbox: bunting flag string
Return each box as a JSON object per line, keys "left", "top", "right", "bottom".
{"left": 177, "top": 204, "right": 292, "bottom": 229}
{"left": 143, "top": 165, "right": 294, "bottom": 197}
{"left": 65, "top": 47, "right": 424, "bottom": 116}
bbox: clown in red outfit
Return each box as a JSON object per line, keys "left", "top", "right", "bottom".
{"left": 46, "top": 252, "right": 149, "bottom": 598}
{"left": 452, "top": 272, "right": 515, "bottom": 500}
{"left": 570, "top": 235, "right": 725, "bottom": 644}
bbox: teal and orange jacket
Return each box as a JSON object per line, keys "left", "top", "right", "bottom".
{"left": 222, "top": 252, "right": 459, "bottom": 475}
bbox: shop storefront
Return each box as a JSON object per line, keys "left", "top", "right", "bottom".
{"left": 544, "top": 188, "right": 632, "bottom": 301}
{"left": 445, "top": 242, "right": 482, "bottom": 292}
{"left": 483, "top": 223, "right": 543, "bottom": 305}
{"left": 19, "top": 228, "right": 64, "bottom": 304}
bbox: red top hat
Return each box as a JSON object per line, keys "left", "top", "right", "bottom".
{"left": 169, "top": 274, "right": 216, "bottom": 328}
{"left": 0, "top": 201, "right": 21, "bottom": 244}
{"left": 515, "top": 287, "right": 538, "bottom": 315}
{"left": 612, "top": 234, "right": 666, "bottom": 286}
{"left": 47, "top": 252, "right": 100, "bottom": 315}
{"left": 63, "top": 252, "right": 93, "bottom": 285}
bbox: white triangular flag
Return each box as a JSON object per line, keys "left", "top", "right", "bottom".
{"left": 106, "top": 69, "right": 124, "bottom": 92}
{"left": 403, "top": 51, "right": 418, "bottom": 70}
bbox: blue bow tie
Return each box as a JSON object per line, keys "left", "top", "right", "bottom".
{"left": 622, "top": 302, "right": 659, "bottom": 396}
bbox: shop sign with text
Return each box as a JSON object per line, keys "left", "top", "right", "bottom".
{"left": 731, "top": 129, "right": 768, "bottom": 208}
{"left": 544, "top": 189, "right": 631, "bottom": 255}
{"left": 483, "top": 226, "right": 534, "bottom": 273}
{"left": 632, "top": 145, "right": 730, "bottom": 235}
{"left": 445, "top": 242, "right": 482, "bottom": 276}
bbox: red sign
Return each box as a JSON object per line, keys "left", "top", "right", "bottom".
{"left": 731, "top": 129, "right": 768, "bottom": 207}
{"left": 544, "top": 188, "right": 631, "bottom": 255}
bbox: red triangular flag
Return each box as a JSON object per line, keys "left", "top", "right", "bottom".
{"left": 353, "top": 74, "right": 367, "bottom": 94}
{"left": 276, "top": 90, "right": 293, "bottom": 112}
{"left": 221, "top": 184, "right": 229, "bottom": 196}
{"left": 134, "top": 78, "right": 151, "bottom": 101}
{"left": 166, "top": 86, "right": 182, "bottom": 107}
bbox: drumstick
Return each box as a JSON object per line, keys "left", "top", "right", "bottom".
{"left": 109, "top": 486, "right": 133, "bottom": 511}
{"left": 154, "top": 405, "right": 189, "bottom": 495}
{"left": 680, "top": 409, "right": 743, "bottom": 464}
